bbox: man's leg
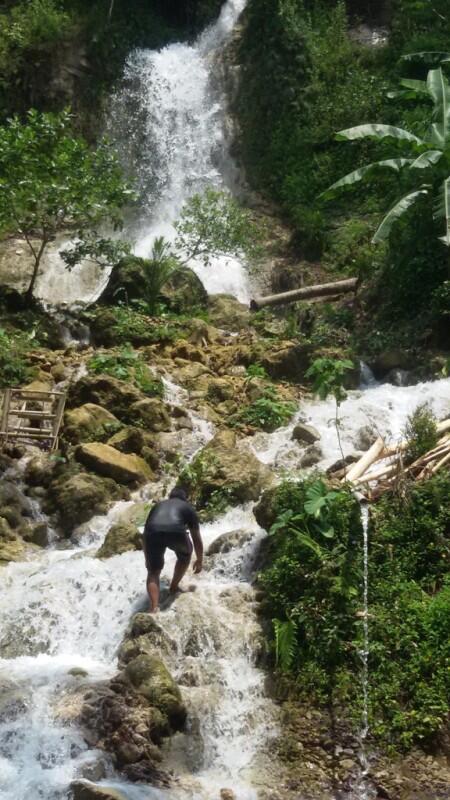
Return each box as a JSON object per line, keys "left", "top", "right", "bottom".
{"left": 147, "top": 568, "right": 162, "bottom": 612}
{"left": 169, "top": 557, "right": 191, "bottom": 594}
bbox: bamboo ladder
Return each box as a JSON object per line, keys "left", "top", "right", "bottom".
{"left": 0, "top": 388, "right": 66, "bottom": 451}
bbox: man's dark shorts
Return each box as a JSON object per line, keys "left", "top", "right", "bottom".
{"left": 144, "top": 528, "right": 193, "bottom": 572}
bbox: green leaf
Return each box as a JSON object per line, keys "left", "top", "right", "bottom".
{"left": 372, "top": 188, "right": 430, "bottom": 243}
{"left": 433, "top": 177, "right": 450, "bottom": 246}
{"left": 426, "top": 68, "right": 450, "bottom": 144}
{"left": 321, "top": 159, "right": 412, "bottom": 198}
{"left": 401, "top": 52, "right": 450, "bottom": 65}
{"left": 274, "top": 618, "right": 297, "bottom": 672}
{"left": 410, "top": 150, "right": 443, "bottom": 169}
{"left": 336, "top": 124, "right": 425, "bottom": 146}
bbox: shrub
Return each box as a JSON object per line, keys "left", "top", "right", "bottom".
{"left": 232, "top": 386, "right": 296, "bottom": 432}
{"left": 403, "top": 403, "right": 438, "bottom": 464}
{"left": 0, "top": 328, "right": 33, "bottom": 388}
{"left": 87, "top": 348, "right": 163, "bottom": 397}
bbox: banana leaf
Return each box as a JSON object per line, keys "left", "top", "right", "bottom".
{"left": 321, "top": 159, "right": 412, "bottom": 198}
{"left": 410, "top": 150, "right": 443, "bottom": 169}
{"left": 372, "top": 188, "right": 430, "bottom": 243}
{"left": 401, "top": 52, "right": 450, "bottom": 65}
{"left": 433, "top": 177, "right": 450, "bottom": 246}
{"left": 336, "top": 124, "right": 425, "bottom": 146}
{"left": 427, "top": 69, "right": 450, "bottom": 140}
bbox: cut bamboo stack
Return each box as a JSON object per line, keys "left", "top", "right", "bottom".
{"left": 338, "top": 419, "right": 450, "bottom": 499}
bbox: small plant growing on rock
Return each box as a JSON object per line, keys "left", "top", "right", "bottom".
{"left": 246, "top": 363, "right": 269, "bottom": 379}
{"left": 232, "top": 386, "right": 296, "bottom": 432}
{"left": 404, "top": 402, "right": 438, "bottom": 463}
{"left": 306, "top": 357, "right": 354, "bottom": 461}
{"left": 87, "top": 348, "right": 163, "bottom": 397}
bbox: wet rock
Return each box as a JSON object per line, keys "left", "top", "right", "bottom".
{"left": 118, "top": 613, "right": 176, "bottom": 665}
{"left": 64, "top": 404, "right": 121, "bottom": 444}
{"left": 20, "top": 521, "right": 49, "bottom": 547}
{"left": 23, "top": 454, "right": 53, "bottom": 487}
{"left": 68, "top": 374, "right": 142, "bottom": 419}
{"left": 46, "top": 469, "right": 128, "bottom": 535}
{"left": 96, "top": 522, "right": 142, "bottom": 558}
{"left": 208, "top": 293, "right": 251, "bottom": 330}
{"left": 0, "top": 517, "right": 26, "bottom": 563}
{"left": 354, "top": 425, "right": 377, "bottom": 451}
{"left": 124, "top": 654, "right": 186, "bottom": 728}
{"left": 384, "top": 367, "right": 412, "bottom": 387}
{"left": 220, "top": 790, "right": 236, "bottom": 800}
{"left": 160, "top": 267, "right": 208, "bottom": 312}
{"left": 206, "top": 377, "right": 235, "bottom": 401}
{"left": 129, "top": 398, "right": 171, "bottom": 432}
{"left": 106, "top": 425, "right": 144, "bottom": 454}
{"left": 299, "top": 444, "right": 323, "bottom": 468}
{"left": 207, "top": 529, "right": 255, "bottom": 555}
{"left": 371, "top": 348, "right": 412, "bottom": 378}
{"left": 76, "top": 443, "right": 153, "bottom": 485}
{"left": 292, "top": 422, "right": 320, "bottom": 445}
{"left": 184, "top": 429, "right": 273, "bottom": 511}
{"left": 70, "top": 782, "right": 128, "bottom": 800}
{"left": 261, "top": 341, "right": 312, "bottom": 381}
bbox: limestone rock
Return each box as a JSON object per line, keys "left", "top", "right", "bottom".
{"left": 0, "top": 517, "right": 26, "bottom": 563}
{"left": 125, "top": 654, "right": 186, "bottom": 729}
{"left": 118, "top": 613, "right": 176, "bottom": 665}
{"left": 160, "top": 267, "right": 208, "bottom": 312}
{"left": 185, "top": 429, "right": 273, "bottom": 511}
{"left": 208, "top": 293, "right": 251, "bottom": 330}
{"left": 107, "top": 426, "right": 144, "bottom": 454}
{"left": 292, "top": 422, "right": 320, "bottom": 445}
{"left": 68, "top": 375, "right": 142, "bottom": 419}
{"left": 129, "top": 398, "right": 171, "bottom": 432}
{"left": 371, "top": 348, "right": 412, "bottom": 378}
{"left": 185, "top": 318, "right": 223, "bottom": 346}
{"left": 207, "top": 529, "right": 255, "bottom": 555}
{"left": 299, "top": 445, "right": 323, "bottom": 468}
{"left": 261, "top": 342, "right": 312, "bottom": 381}
{"left": 76, "top": 443, "right": 153, "bottom": 485}
{"left": 64, "top": 404, "right": 121, "bottom": 444}
{"left": 45, "top": 469, "right": 128, "bottom": 535}
{"left": 96, "top": 523, "right": 142, "bottom": 559}
{"left": 71, "top": 782, "right": 128, "bottom": 800}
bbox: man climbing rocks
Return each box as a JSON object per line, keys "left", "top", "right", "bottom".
{"left": 144, "top": 487, "right": 203, "bottom": 613}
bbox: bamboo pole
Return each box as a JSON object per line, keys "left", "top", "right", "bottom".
{"left": 344, "top": 437, "right": 385, "bottom": 483}
{"left": 250, "top": 278, "right": 358, "bottom": 310}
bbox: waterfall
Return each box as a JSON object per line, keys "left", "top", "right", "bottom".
{"left": 107, "top": 0, "right": 250, "bottom": 302}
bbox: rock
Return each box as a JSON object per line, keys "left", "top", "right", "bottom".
{"left": 76, "top": 443, "right": 154, "bottom": 485}
{"left": 170, "top": 340, "right": 207, "bottom": 363}
{"left": 207, "top": 529, "right": 254, "bottom": 555}
{"left": 160, "top": 267, "right": 208, "bottom": 312}
{"left": 68, "top": 375, "right": 142, "bottom": 419}
{"left": 21, "top": 521, "right": 49, "bottom": 547}
{"left": 0, "top": 517, "right": 26, "bottom": 563}
{"left": 96, "top": 522, "right": 142, "bottom": 558}
{"left": 107, "top": 426, "right": 145, "bottom": 454}
{"left": 384, "top": 368, "right": 412, "bottom": 387}
{"left": 118, "top": 613, "right": 176, "bottom": 665}
{"left": 185, "top": 318, "right": 222, "bottom": 346}
{"left": 299, "top": 445, "right": 323, "bottom": 468}
{"left": 261, "top": 342, "right": 312, "bottom": 381}
{"left": 23, "top": 454, "right": 53, "bottom": 487}
{"left": 51, "top": 362, "right": 67, "bottom": 382}
{"left": 371, "top": 348, "right": 412, "bottom": 378}
{"left": 124, "top": 654, "right": 186, "bottom": 729}
{"left": 64, "top": 404, "right": 121, "bottom": 444}
{"left": 354, "top": 425, "right": 376, "bottom": 451}
{"left": 220, "top": 790, "right": 236, "bottom": 800}
{"left": 99, "top": 255, "right": 149, "bottom": 304}
{"left": 245, "top": 377, "right": 267, "bottom": 403}
{"left": 46, "top": 469, "right": 128, "bottom": 535}
{"left": 71, "top": 782, "right": 128, "bottom": 800}
{"left": 292, "top": 422, "right": 320, "bottom": 445}
{"left": 185, "top": 429, "right": 273, "bottom": 511}
{"left": 206, "top": 377, "right": 235, "bottom": 401}
{"left": 208, "top": 294, "right": 251, "bottom": 330}
{"left": 129, "top": 398, "right": 171, "bottom": 432}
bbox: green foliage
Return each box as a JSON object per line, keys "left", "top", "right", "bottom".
{"left": 231, "top": 386, "right": 296, "bottom": 432}
{"left": 174, "top": 188, "right": 261, "bottom": 265}
{"left": 246, "top": 363, "right": 269, "bottom": 379}
{"left": 403, "top": 402, "right": 439, "bottom": 462}
{"left": 0, "top": 109, "right": 132, "bottom": 298}
{"left": 0, "top": 328, "right": 33, "bottom": 387}
{"left": 140, "top": 237, "right": 179, "bottom": 315}
{"left": 91, "top": 305, "right": 181, "bottom": 346}
{"left": 274, "top": 618, "right": 297, "bottom": 672}
{"left": 305, "top": 357, "right": 354, "bottom": 404}
{"left": 87, "top": 348, "right": 163, "bottom": 397}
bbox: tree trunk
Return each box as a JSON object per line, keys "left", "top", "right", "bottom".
{"left": 25, "top": 239, "right": 47, "bottom": 303}
{"left": 250, "top": 278, "right": 358, "bottom": 310}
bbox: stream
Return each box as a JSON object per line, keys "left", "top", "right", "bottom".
{"left": 1, "top": 1, "right": 450, "bottom": 798}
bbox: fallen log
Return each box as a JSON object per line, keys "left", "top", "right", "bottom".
{"left": 250, "top": 277, "right": 358, "bottom": 310}
{"left": 345, "top": 436, "right": 385, "bottom": 483}
{"left": 370, "top": 420, "right": 450, "bottom": 464}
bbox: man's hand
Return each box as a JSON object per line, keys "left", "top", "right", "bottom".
{"left": 193, "top": 558, "right": 203, "bottom": 574}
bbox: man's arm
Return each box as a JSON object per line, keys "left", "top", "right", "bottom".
{"left": 190, "top": 524, "right": 203, "bottom": 574}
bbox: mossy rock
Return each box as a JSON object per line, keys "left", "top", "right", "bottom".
{"left": 160, "top": 267, "right": 208, "bottom": 312}
{"left": 261, "top": 341, "right": 312, "bottom": 381}
{"left": 76, "top": 443, "right": 154, "bottom": 485}
{"left": 67, "top": 374, "right": 142, "bottom": 419}
{"left": 124, "top": 654, "right": 186, "bottom": 730}
{"left": 107, "top": 426, "right": 145, "bottom": 454}
{"left": 129, "top": 398, "right": 171, "bottom": 432}
{"left": 45, "top": 468, "right": 129, "bottom": 535}
{"left": 0, "top": 517, "right": 26, "bottom": 563}
{"left": 64, "top": 404, "right": 122, "bottom": 444}
{"left": 208, "top": 293, "right": 251, "bottom": 330}
{"left": 96, "top": 522, "right": 142, "bottom": 559}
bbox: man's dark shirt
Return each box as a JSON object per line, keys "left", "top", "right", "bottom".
{"left": 145, "top": 498, "right": 199, "bottom": 536}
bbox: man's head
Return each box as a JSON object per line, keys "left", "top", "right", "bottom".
{"left": 169, "top": 486, "right": 188, "bottom": 501}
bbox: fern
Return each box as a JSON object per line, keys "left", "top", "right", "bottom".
{"left": 273, "top": 618, "right": 297, "bottom": 672}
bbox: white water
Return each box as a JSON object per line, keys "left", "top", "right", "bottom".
{"left": 108, "top": 0, "right": 250, "bottom": 303}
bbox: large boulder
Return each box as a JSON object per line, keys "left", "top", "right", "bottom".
{"left": 207, "top": 529, "right": 255, "bottom": 555}
{"left": 292, "top": 422, "right": 320, "bottom": 445}
{"left": 129, "top": 398, "right": 171, "bottom": 432}
{"left": 76, "top": 444, "right": 154, "bottom": 485}
{"left": 208, "top": 294, "right": 251, "bottom": 330}
{"left": 96, "top": 522, "right": 142, "bottom": 559}
{"left": 124, "top": 654, "right": 186, "bottom": 729}
{"left": 160, "top": 268, "right": 208, "bottom": 312}
{"left": 261, "top": 341, "right": 312, "bottom": 381}
{"left": 45, "top": 469, "right": 128, "bottom": 535}
{"left": 106, "top": 426, "right": 145, "bottom": 454}
{"left": 184, "top": 429, "right": 273, "bottom": 511}
{"left": 100, "top": 255, "right": 148, "bottom": 303}
{"left": 67, "top": 375, "right": 142, "bottom": 419}
{"left": 64, "top": 404, "right": 121, "bottom": 444}
{"left": 71, "top": 784, "right": 128, "bottom": 800}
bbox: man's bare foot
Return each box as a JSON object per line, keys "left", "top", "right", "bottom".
{"left": 168, "top": 583, "right": 196, "bottom": 596}
{"left": 149, "top": 606, "right": 160, "bottom": 614}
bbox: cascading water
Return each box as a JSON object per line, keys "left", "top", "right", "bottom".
{"left": 107, "top": 0, "right": 250, "bottom": 302}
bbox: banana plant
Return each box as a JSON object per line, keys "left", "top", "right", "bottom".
{"left": 321, "top": 66, "right": 450, "bottom": 246}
